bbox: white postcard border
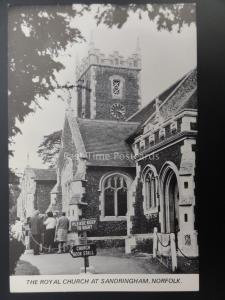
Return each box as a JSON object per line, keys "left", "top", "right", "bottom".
{"left": 10, "top": 274, "right": 199, "bottom": 293}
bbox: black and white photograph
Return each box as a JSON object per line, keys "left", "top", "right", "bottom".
{"left": 8, "top": 2, "right": 199, "bottom": 292}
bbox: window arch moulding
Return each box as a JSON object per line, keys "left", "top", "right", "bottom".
{"left": 141, "top": 164, "right": 159, "bottom": 215}
{"left": 99, "top": 172, "right": 132, "bottom": 222}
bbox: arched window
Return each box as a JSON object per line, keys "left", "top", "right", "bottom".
{"left": 145, "top": 171, "right": 157, "bottom": 210}
{"left": 99, "top": 173, "right": 131, "bottom": 221}
{"left": 142, "top": 166, "right": 158, "bottom": 214}
{"left": 103, "top": 175, "right": 127, "bottom": 217}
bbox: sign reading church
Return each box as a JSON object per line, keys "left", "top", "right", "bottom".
{"left": 18, "top": 40, "right": 198, "bottom": 258}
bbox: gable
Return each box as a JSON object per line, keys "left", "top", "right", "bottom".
{"left": 77, "top": 118, "right": 139, "bottom": 167}
{"left": 57, "top": 114, "right": 79, "bottom": 176}
{"left": 127, "top": 72, "right": 187, "bottom": 123}
{"left": 128, "top": 68, "right": 196, "bottom": 125}
{"left": 126, "top": 68, "right": 197, "bottom": 143}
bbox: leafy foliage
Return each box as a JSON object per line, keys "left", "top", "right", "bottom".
{"left": 8, "top": 6, "right": 84, "bottom": 143}
{"left": 92, "top": 239, "right": 125, "bottom": 249}
{"left": 134, "top": 238, "right": 153, "bottom": 254}
{"left": 9, "top": 168, "right": 20, "bottom": 185}
{"left": 37, "top": 130, "right": 62, "bottom": 168}
{"left": 9, "top": 205, "right": 18, "bottom": 224}
{"left": 94, "top": 3, "right": 196, "bottom": 32}
{"left": 9, "top": 236, "right": 25, "bottom": 275}
{"left": 9, "top": 169, "right": 21, "bottom": 223}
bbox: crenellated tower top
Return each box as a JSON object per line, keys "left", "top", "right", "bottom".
{"left": 76, "top": 38, "right": 141, "bottom": 80}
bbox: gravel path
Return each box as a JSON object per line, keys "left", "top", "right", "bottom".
{"left": 18, "top": 252, "right": 159, "bottom": 275}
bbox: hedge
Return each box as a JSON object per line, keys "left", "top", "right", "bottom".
{"left": 9, "top": 236, "right": 25, "bottom": 275}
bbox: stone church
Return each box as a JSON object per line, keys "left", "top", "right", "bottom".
{"left": 47, "top": 41, "right": 198, "bottom": 257}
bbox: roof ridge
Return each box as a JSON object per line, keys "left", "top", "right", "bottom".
{"left": 77, "top": 118, "right": 139, "bottom": 125}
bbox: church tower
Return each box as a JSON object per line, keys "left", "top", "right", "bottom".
{"left": 76, "top": 39, "right": 142, "bottom": 121}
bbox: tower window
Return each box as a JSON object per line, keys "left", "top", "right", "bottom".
{"left": 110, "top": 75, "right": 125, "bottom": 99}
{"left": 112, "top": 80, "right": 121, "bottom": 96}
{"left": 184, "top": 182, "right": 188, "bottom": 189}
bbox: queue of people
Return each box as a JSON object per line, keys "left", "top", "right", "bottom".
{"left": 28, "top": 210, "right": 70, "bottom": 255}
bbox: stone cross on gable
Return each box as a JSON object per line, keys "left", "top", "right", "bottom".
{"left": 154, "top": 98, "right": 163, "bottom": 124}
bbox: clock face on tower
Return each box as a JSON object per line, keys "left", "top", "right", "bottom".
{"left": 110, "top": 103, "right": 126, "bottom": 120}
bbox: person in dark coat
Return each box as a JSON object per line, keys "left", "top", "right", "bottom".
{"left": 39, "top": 214, "right": 46, "bottom": 253}
{"left": 30, "top": 210, "right": 42, "bottom": 255}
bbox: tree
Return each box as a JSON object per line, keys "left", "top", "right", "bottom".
{"left": 37, "top": 130, "right": 62, "bottom": 168}
{"left": 94, "top": 3, "right": 196, "bottom": 32}
{"left": 9, "top": 170, "right": 21, "bottom": 223}
{"left": 8, "top": 5, "right": 85, "bottom": 147}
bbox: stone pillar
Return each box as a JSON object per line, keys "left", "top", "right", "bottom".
{"left": 125, "top": 236, "right": 136, "bottom": 254}
{"left": 178, "top": 139, "right": 198, "bottom": 257}
{"left": 153, "top": 227, "right": 158, "bottom": 258}
{"left": 170, "top": 233, "right": 178, "bottom": 272}
{"left": 24, "top": 229, "right": 33, "bottom": 254}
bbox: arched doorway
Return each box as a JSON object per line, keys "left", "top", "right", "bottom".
{"left": 160, "top": 165, "right": 180, "bottom": 247}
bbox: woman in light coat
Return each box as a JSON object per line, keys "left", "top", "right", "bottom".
{"left": 44, "top": 211, "right": 57, "bottom": 253}
{"left": 55, "top": 212, "right": 69, "bottom": 253}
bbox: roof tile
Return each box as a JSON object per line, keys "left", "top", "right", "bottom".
{"left": 28, "top": 168, "right": 57, "bottom": 181}
{"left": 77, "top": 119, "right": 139, "bottom": 167}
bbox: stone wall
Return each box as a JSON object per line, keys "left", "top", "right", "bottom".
{"left": 95, "top": 66, "right": 140, "bottom": 120}
{"left": 83, "top": 166, "right": 136, "bottom": 237}
{"left": 34, "top": 181, "right": 56, "bottom": 214}
{"left": 131, "top": 179, "right": 159, "bottom": 234}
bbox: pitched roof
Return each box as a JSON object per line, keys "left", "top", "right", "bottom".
{"left": 127, "top": 68, "right": 196, "bottom": 124}
{"left": 159, "top": 70, "right": 197, "bottom": 121}
{"left": 179, "top": 88, "right": 197, "bottom": 110}
{"left": 26, "top": 168, "right": 57, "bottom": 181}
{"left": 127, "top": 68, "right": 197, "bottom": 142}
{"left": 77, "top": 118, "right": 139, "bottom": 167}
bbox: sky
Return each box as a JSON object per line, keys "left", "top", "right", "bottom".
{"left": 9, "top": 4, "right": 197, "bottom": 174}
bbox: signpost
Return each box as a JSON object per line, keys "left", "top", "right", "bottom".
{"left": 71, "top": 218, "right": 97, "bottom": 232}
{"left": 70, "top": 218, "right": 97, "bottom": 273}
